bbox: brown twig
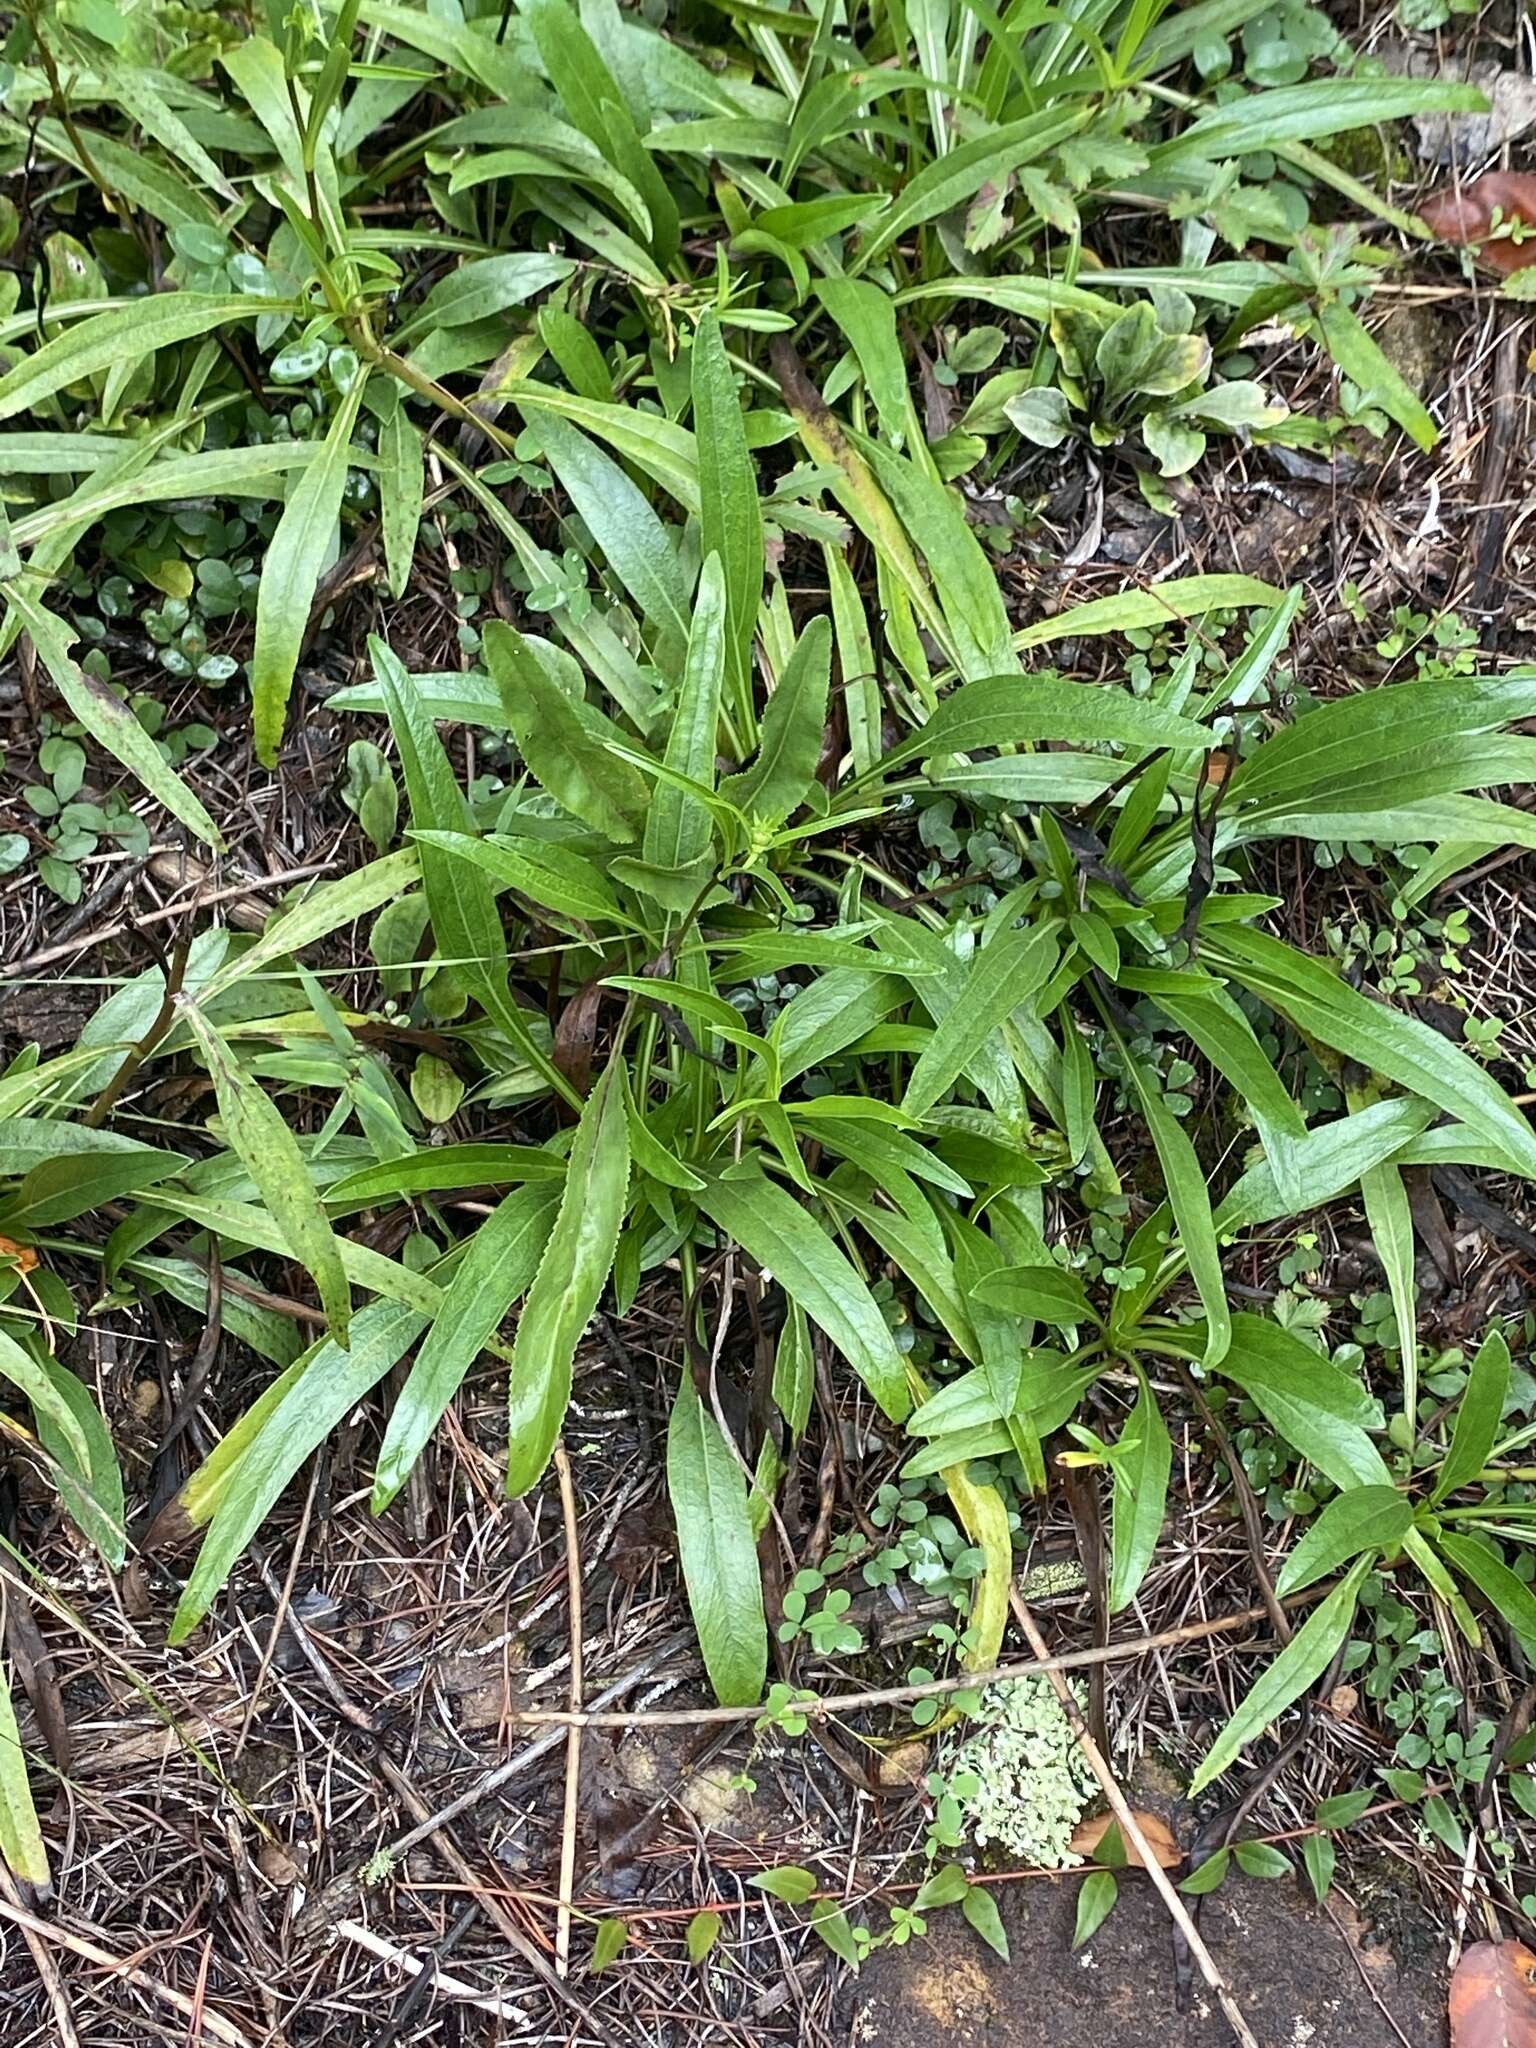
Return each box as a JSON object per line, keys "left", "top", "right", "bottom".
{"left": 371, "top": 1752, "right": 594, "bottom": 2021}
{"left": 1005, "top": 1582, "right": 1261, "bottom": 2048}
{"left": 1178, "top": 1362, "right": 1291, "bottom": 1644}
{"left": 0, "top": 1863, "right": 79, "bottom": 2048}
{"left": 0, "top": 1893, "right": 254, "bottom": 2047}
{"left": 1, "top": 860, "right": 335, "bottom": 976}
{"left": 553, "top": 1441, "right": 584, "bottom": 1980}
{"left": 234, "top": 1465, "right": 323, "bottom": 1756}
{"left": 334, "top": 1921, "right": 530, "bottom": 2020}
{"left": 497, "top": 1587, "right": 1330, "bottom": 1730}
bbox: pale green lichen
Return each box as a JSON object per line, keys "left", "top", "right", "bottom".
{"left": 946, "top": 1677, "right": 1095, "bottom": 1866}
{"left": 1017, "top": 1556, "right": 1089, "bottom": 1602}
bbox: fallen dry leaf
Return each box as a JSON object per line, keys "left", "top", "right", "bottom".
{"left": 1422, "top": 173, "right": 1536, "bottom": 275}
{"left": 1408, "top": 59, "right": 1536, "bottom": 166}
{"left": 257, "top": 1837, "right": 307, "bottom": 1887}
{"left": 1070, "top": 1809, "right": 1182, "bottom": 1871}
{"left": 0, "top": 1237, "right": 38, "bottom": 1275}
{"left": 876, "top": 1741, "right": 929, "bottom": 1789}
{"left": 1450, "top": 1940, "right": 1536, "bottom": 2048}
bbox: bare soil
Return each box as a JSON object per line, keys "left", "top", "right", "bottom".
{"left": 850, "top": 1876, "right": 1445, "bottom": 2048}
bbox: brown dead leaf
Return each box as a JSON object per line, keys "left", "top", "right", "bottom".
{"left": 877, "top": 1741, "right": 928, "bottom": 1789}
{"left": 1070, "top": 1809, "right": 1182, "bottom": 1870}
{"left": 1450, "top": 1940, "right": 1536, "bottom": 2048}
{"left": 0, "top": 1237, "right": 38, "bottom": 1275}
{"left": 1422, "top": 173, "right": 1536, "bottom": 275}
{"left": 552, "top": 977, "right": 604, "bottom": 1097}
{"left": 119, "top": 1560, "right": 153, "bottom": 1621}
{"left": 257, "top": 1837, "right": 306, "bottom": 1887}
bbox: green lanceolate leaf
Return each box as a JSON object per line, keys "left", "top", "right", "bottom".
{"left": 0, "top": 293, "right": 293, "bottom": 422}
{"left": 0, "top": 1147, "right": 186, "bottom": 1230}
{"left": 330, "top": 1144, "right": 567, "bottom": 1204}
{"left": 774, "top": 1301, "right": 815, "bottom": 1436}
{"left": 862, "top": 436, "right": 1016, "bottom": 678}
{"left": 406, "top": 251, "right": 576, "bottom": 330}
{"left": 1437, "top": 1530, "right": 1536, "bottom": 1654}
{"left": 1205, "top": 927, "right": 1536, "bottom": 1180}
{"left": 379, "top": 400, "right": 424, "bottom": 600}
{"left": 522, "top": 0, "right": 679, "bottom": 261}
{"left": 668, "top": 1370, "right": 768, "bottom": 1705}
{"left": 1108, "top": 1367, "right": 1172, "bottom": 1614}
{"left": 374, "top": 1183, "right": 561, "bottom": 1510}
{"left": 1161, "top": 78, "right": 1483, "bottom": 163}
{"left": 505, "top": 1062, "right": 631, "bottom": 1498}
{"left": 1321, "top": 302, "right": 1438, "bottom": 452}
{"left": 1433, "top": 1328, "right": 1510, "bottom": 1504}
{"left": 880, "top": 675, "right": 1211, "bottom": 773}
{"left": 414, "top": 831, "right": 633, "bottom": 932}
{"left": 692, "top": 308, "right": 763, "bottom": 717}
{"left": 972, "top": 1263, "right": 1092, "bottom": 1326}
{"left": 643, "top": 552, "right": 726, "bottom": 882}
{"left": 0, "top": 1659, "right": 47, "bottom": 1886}
{"left": 1359, "top": 1149, "right": 1417, "bottom": 1376}
{"left": 720, "top": 616, "right": 832, "bottom": 827}
{"left": 368, "top": 636, "right": 571, "bottom": 1103}
{"left": 181, "top": 1006, "right": 352, "bottom": 1348}
{"left": 6, "top": 585, "right": 223, "bottom": 849}
{"left": 814, "top": 275, "right": 914, "bottom": 450}
{"left": 33, "top": 1351, "right": 126, "bottom": 1566}
{"left": 902, "top": 922, "right": 1058, "bottom": 1121}
{"left": 1191, "top": 1556, "right": 1372, "bottom": 1794}
{"left": 855, "top": 106, "right": 1088, "bottom": 270}
{"left": 525, "top": 409, "right": 691, "bottom": 650}
{"left": 696, "top": 1163, "right": 910, "bottom": 1422}
{"left": 1214, "top": 1316, "right": 1391, "bottom": 1491}
{"left": 250, "top": 370, "right": 367, "bottom": 767}
{"left": 1074, "top": 1870, "right": 1118, "bottom": 1947}
{"left": 1016, "top": 577, "right": 1283, "bottom": 650}
{"left": 169, "top": 1299, "right": 426, "bottom": 1641}
{"left": 0, "top": 1328, "right": 92, "bottom": 1473}
{"left": 1125, "top": 971, "right": 1307, "bottom": 1206}
{"left": 770, "top": 336, "right": 947, "bottom": 662}
{"left": 1274, "top": 1485, "right": 1411, "bottom": 1597}
{"left": 484, "top": 622, "right": 649, "bottom": 842}
{"left": 1118, "top": 1044, "right": 1229, "bottom": 1367}
{"left": 198, "top": 848, "right": 421, "bottom": 1002}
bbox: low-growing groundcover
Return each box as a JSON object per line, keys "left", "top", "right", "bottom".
{"left": 1, "top": 0, "right": 1535, "bottom": 2026}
